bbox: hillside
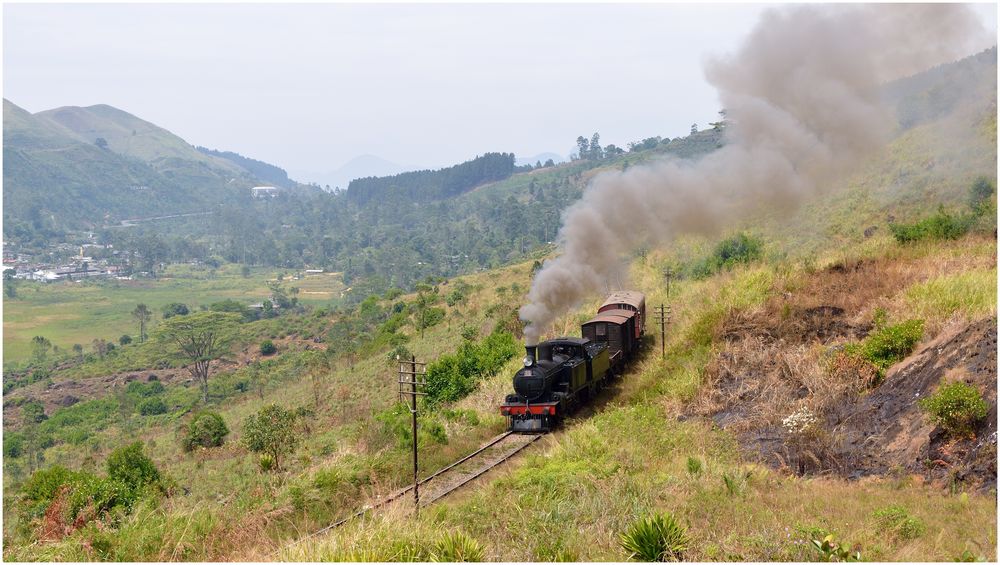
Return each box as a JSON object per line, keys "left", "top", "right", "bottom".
{"left": 2, "top": 100, "right": 303, "bottom": 236}
{"left": 1, "top": 49, "right": 997, "bottom": 562}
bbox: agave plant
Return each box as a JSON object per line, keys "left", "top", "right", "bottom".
{"left": 432, "top": 531, "right": 485, "bottom": 562}
{"left": 619, "top": 513, "right": 689, "bottom": 562}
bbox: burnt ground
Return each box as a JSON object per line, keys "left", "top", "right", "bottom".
{"left": 689, "top": 257, "right": 998, "bottom": 491}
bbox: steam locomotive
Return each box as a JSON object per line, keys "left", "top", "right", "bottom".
{"left": 501, "top": 291, "right": 646, "bottom": 432}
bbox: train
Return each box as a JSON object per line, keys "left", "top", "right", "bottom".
{"left": 501, "top": 291, "right": 646, "bottom": 432}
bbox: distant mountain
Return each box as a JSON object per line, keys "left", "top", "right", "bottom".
{"left": 2, "top": 100, "right": 306, "bottom": 236}
{"left": 516, "top": 152, "right": 566, "bottom": 167}
{"left": 292, "top": 154, "right": 417, "bottom": 191}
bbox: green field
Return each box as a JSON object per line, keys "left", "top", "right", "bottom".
{"left": 2, "top": 264, "right": 344, "bottom": 364}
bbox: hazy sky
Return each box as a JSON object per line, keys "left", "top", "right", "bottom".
{"left": 4, "top": 3, "right": 997, "bottom": 184}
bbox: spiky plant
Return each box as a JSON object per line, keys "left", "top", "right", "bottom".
{"left": 432, "top": 531, "right": 485, "bottom": 562}
{"left": 619, "top": 513, "right": 689, "bottom": 562}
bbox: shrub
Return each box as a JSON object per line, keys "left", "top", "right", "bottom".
{"left": 242, "top": 404, "right": 299, "bottom": 471}
{"left": 889, "top": 207, "right": 974, "bottom": 243}
{"left": 845, "top": 314, "right": 923, "bottom": 380}
{"left": 22, "top": 400, "right": 47, "bottom": 423}
{"left": 23, "top": 465, "right": 78, "bottom": 506}
{"left": 619, "top": 513, "right": 689, "bottom": 561}
{"left": 138, "top": 398, "right": 167, "bottom": 416}
{"left": 690, "top": 233, "right": 763, "bottom": 279}
{"left": 162, "top": 302, "right": 190, "bottom": 319}
{"left": 4, "top": 432, "right": 24, "bottom": 458}
{"left": 119, "top": 334, "right": 132, "bottom": 346}
{"left": 260, "top": 339, "right": 277, "bottom": 356}
{"left": 182, "top": 412, "right": 229, "bottom": 451}
{"left": 126, "top": 380, "right": 165, "bottom": 397}
{"left": 811, "top": 534, "right": 862, "bottom": 562}
{"left": 425, "top": 329, "right": 518, "bottom": 405}
{"left": 432, "top": 531, "right": 485, "bottom": 562}
{"left": 919, "top": 381, "right": 987, "bottom": 438}
{"left": 106, "top": 442, "right": 160, "bottom": 491}
{"left": 872, "top": 505, "right": 926, "bottom": 540}
{"left": 969, "top": 176, "right": 994, "bottom": 214}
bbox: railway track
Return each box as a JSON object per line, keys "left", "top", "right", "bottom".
{"left": 278, "top": 431, "right": 542, "bottom": 556}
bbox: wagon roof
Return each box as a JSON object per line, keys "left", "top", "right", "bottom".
{"left": 582, "top": 312, "right": 634, "bottom": 326}
{"left": 600, "top": 291, "right": 646, "bottom": 310}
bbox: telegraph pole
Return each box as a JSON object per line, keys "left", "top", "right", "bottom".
{"left": 663, "top": 267, "right": 673, "bottom": 299}
{"left": 652, "top": 304, "right": 671, "bottom": 359}
{"left": 397, "top": 355, "right": 427, "bottom": 517}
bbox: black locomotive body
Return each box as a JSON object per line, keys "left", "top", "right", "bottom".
{"left": 501, "top": 291, "right": 646, "bottom": 432}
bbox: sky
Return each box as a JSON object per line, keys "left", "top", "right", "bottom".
{"left": 4, "top": 3, "right": 997, "bottom": 185}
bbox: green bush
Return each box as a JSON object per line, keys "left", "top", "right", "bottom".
{"left": 690, "top": 233, "right": 763, "bottom": 279}
{"left": 425, "top": 329, "right": 517, "bottom": 405}
{"left": 182, "top": 411, "right": 229, "bottom": 451}
{"left": 242, "top": 404, "right": 299, "bottom": 471}
{"left": 872, "top": 505, "right": 926, "bottom": 540}
{"left": 845, "top": 313, "right": 923, "bottom": 380}
{"left": 919, "top": 381, "right": 987, "bottom": 438}
{"left": 22, "top": 465, "right": 78, "bottom": 506}
{"left": 260, "top": 339, "right": 277, "bottom": 356}
{"left": 138, "top": 397, "right": 167, "bottom": 416}
{"left": 4, "top": 432, "right": 24, "bottom": 458}
{"left": 119, "top": 334, "right": 132, "bottom": 346}
{"left": 106, "top": 442, "right": 160, "bottom": 492}
{"left": 619, "top": 513, "right": 689, "bottom": 561}
{"left": 126, "top": 380, "right": 165, "bottom": 397}
{"left": 889, "top": 207, "right": 974, "bottom": 243}
{"left": 432, "top": 531, "right": 485, "bottom": 562}
{"left": 969, "top": 176, "right": 995, "bottom": 215}
{"left": 22, "top": 400, "right": 47, "bottom": 423}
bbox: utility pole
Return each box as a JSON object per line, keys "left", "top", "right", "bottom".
{"left": 663, "top": 267, "right": 673, "bottom": 299}
{"left": 397, "top": 355, "right": 427, "bottom": 517}
{"left": 652, "top": 304, "right": 671, "bottom": 359}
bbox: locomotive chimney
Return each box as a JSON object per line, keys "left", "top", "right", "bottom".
{"left": 525, "top": 345, "right": 537, "bottom": 367}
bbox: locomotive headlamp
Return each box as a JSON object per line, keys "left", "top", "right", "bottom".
{"left": 523, "top": 356, "right": 533, "bottom": 367}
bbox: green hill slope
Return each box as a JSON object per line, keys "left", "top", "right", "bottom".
{"left": 2, "top": 100, "right": 303, "bottom": 236}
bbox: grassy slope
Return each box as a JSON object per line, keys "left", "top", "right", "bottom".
{"left": 277, "top": 90, "right": 998, "bottom": 561}
{"left": 3, "top": 58, "right": 996, "bottom": 561}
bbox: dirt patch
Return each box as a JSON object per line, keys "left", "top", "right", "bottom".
{"left": 828, "top": 317, "right": 997, "bottom": 490}
{"left": 690, "top": 255, "right": 997, "bottom": 490}
{"left": 693, "top": 317, "right": 997, "bottom": 490}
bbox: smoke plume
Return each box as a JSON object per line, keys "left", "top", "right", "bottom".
{"left": 520, "top": 4, "right": 987, "bottom": 345}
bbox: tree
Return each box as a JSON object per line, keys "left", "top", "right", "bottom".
{"left": 155, "top": 312, "right": 241, "bottom": 402}
{"left": 544, "top": 158, "right": 555, "bottom": 167}
{"left": 30, "top": 336, "right": 52, "bottom": 363}
{"left": 119, "top": 334, "right": 133, "bottom": 346}
{"left": 132, "top": 303, "right": 152, "bottom": 343}
{"left": 412, "top": 285, "right": 441, "bottom": 339}
{"left": 241, "top": 404, "right": 299, "bottom": 471}
{"left": 92, "top": 338, "right": 109, "bottom": 359}
{"left": 575, "top": 136, "right": 589, "bottom": 160}
{"left": 72, "top": 343, "right": 83, "bottom": 361}
{"left": 589, "top": 132, "right": 603, "bottom": 160}
{"left": 162, "top": 303, "right": 189, "bottom": 319}
{"left": 690, "top": 123, "right": 698, "bottom": 135}
{"left": 3, "top": 269, "right": 16, "bottom": 299}
{"left": 94, "top": 137, "right": 109, "bottom": 150}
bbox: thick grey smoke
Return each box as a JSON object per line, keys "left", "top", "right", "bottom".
{"left": 520, "top": 4, "right": 987, "bottom": 345}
